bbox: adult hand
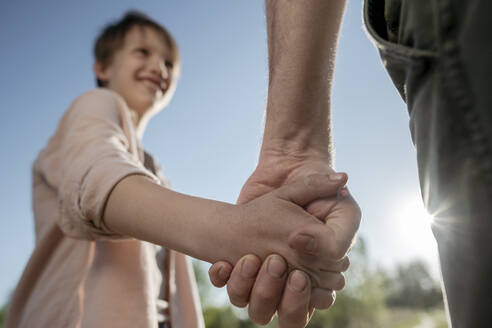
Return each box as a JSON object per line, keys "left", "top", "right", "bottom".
{"left": 223, "top": 173, "right": 351, "bottom": 286}
{"left": 209, "top": 150, "right": 361, "bottom": 326}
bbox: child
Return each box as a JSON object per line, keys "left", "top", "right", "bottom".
{"left": 7, "top": 11, "right": 347, "bottom": 328}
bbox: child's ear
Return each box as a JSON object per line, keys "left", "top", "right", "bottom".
{"left": 93, "top": 61, "right": 109, "bottom": 83}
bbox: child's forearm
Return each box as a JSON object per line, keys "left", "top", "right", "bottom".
{"left": 104, "top": 174, "right": 240, "bottom": 264}
{"left": 105, "top": 173, "right": 351, "bottom": 289}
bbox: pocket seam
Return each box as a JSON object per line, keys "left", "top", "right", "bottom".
{"left": 363, "top": 0, "right": 438, "bottom": 60}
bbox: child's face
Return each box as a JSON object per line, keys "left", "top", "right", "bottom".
{"left": 95, "top": 26, "right": 174, "bottom": 116}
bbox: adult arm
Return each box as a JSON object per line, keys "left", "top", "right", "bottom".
{"left": 260, "top": 0, "right": 345, "bottom": 162}
{"left": 209, "top": 1, "right": 361, "bottom": 327}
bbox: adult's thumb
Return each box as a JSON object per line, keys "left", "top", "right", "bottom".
{"left": 275, "top": 173, "right": 347, "bottom": 207}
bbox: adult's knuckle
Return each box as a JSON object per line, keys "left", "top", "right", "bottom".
{"left": 226, "top": 282, "right": 241, "bottom": 297}
{"left": 321, "top": 294, "right": 336, "bottom": 309}
{"left": 282, "top": 290, "right": 308, "bottom": 314}
{"left": 209, "top": 277, "right": 223, "bottom": 287}
{"left": 333, "top": 274, "right": 346, "bottom": 291}
{"left": 323, "top": 227, "right": 345, "bottom": 259}
{"left": 230, "top": 296, "right": 248, "bottom": 308}
{"left": 208, "top": 270, "right": 223, "bottom": 287}
{"left": 248, "top": 308, "right": 273, "bottom": 325}
{"left": 280, "top": 308, "right": 307, "bottom": 328}
{"left": 227, "top": 285, "right": 248, "bottom": 307}
{"left": 284, "top": 302, "right": 304, "bottom": 315}
{"left": 328, "top": 242, "right": 347, "bottom": 260}
{"left": 254, "top": 287, "right": 278, "bottom": 304}
{"left": 349, "top": 201, "right": 362, "bottom": 221}
{"left": 341, "top": 256, "right": 350, "bottom": 272}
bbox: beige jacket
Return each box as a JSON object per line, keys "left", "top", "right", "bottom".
{"left": 7, "top": 89, "right": 204, "bottom": 328}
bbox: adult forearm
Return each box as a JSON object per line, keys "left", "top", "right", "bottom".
{"left": 262, "top": 0, "right": 347, "bottom": 162}
{"left": 104, "top": 175, "right": 238, "bottom": 264}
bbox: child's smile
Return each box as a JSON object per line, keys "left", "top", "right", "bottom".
{"left": 95, "top": 25, "right": 174, "bottom": 119}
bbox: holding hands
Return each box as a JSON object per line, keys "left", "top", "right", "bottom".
{"left": 209, "top": 152, "right": 361, "bottom": 327}
{"left": 206, "top": 0, "right": 356, "bottom": 326}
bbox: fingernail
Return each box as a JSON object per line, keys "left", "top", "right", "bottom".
{"left": 289, "top": 270, "right": 308, "bottom": 292}
{"left": 241, "top": 257, "right": 257, "bottom": 278}
{"left": 329, "top": 173, "right": 345, "bottom": 181}
{"left": 267, "top": 255, "right": 286, "bottom": 278}
{"left": 294, "top": 234, "right": 317, "bottom": 254}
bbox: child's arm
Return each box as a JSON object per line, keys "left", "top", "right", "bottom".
{"left": 104, "top": 172, "right": 347, "bottom": 288}
{"left": 53, "top": 88, "right": 346, "bottom": 287}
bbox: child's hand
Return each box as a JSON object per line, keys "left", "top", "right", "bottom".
{"left": 225, "top": 174, "right": 351, "bottom": 289}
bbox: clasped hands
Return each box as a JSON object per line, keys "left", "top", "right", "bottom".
{"left": 208, "top": 156, "right": 361, "bottom": 328}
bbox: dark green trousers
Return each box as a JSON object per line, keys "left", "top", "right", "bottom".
{"left": 364, "top": 0, "right": 492, "bottom": 327}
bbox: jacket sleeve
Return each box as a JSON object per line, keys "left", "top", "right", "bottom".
{"left": 52, "top": 89, "right": 160, "bottom": 240}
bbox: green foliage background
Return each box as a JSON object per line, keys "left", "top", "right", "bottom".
{"left": 0, "top": 306, "right": 5, "bottom": 328}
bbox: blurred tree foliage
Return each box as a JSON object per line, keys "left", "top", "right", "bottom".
{"left": 194, "top": 236, "right": 445, "bottom": 328}
{"left": 384, "top": 260, "right": 443, "bottom": 309}
{"left": 0, "top": 304, "right": 6, "bottom": 328}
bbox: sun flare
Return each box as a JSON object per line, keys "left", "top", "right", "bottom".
{"left": 392, "top": 196, "right": 438, "bottom": 261}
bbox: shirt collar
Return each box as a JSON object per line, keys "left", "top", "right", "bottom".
{"left": 128, "top": 108, "right": 140, "bottom": 128}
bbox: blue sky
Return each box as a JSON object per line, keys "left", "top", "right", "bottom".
{"left": 0, "top": 0, "right": 439, "bottom": 305}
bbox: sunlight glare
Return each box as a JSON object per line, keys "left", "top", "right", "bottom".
{"left": 391, "top": 195, "right": 439, "bottom": 267}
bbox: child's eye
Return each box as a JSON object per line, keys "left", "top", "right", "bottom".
{"left": 164, "top": 60, "right": 174, "bottom": 69}
{"left": 136, "top": 48, "right": 149, "bottom": 56}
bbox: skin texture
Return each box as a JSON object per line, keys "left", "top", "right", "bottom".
{"left": 98, "top": 4, "right": 358, "bottom": 325}
{"left": 105, "top": 172, "right": 350, "bottom": 285}
{"left": 208, "top": 1, "right": 359, "bottom": 327}
{"left": 209, "top": 159, "right": 359, "bottom": 325}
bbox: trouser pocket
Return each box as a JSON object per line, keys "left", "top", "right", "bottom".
{"left": 364, "top": 0, "right": 438, "bottom": 103}
{"left": 364, "top": 1, "right": 492, "bottom": 327}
